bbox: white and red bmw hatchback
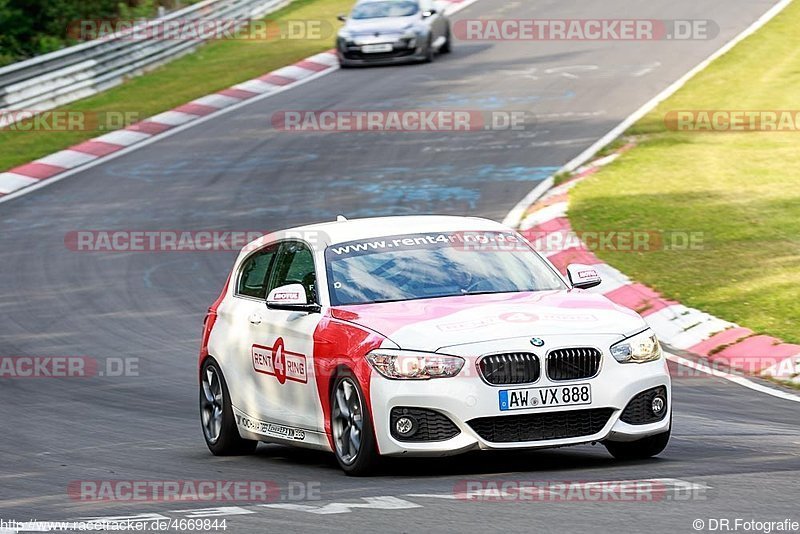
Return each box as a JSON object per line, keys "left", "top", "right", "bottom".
{"left": 199, "top": 216, "right": 671, "bottom": 475}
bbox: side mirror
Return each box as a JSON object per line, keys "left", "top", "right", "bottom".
{"left": 266, "top": 284, "right": 320, "bottom": 313}
{"left": 337, "top": 14, "right": 347, "bottom": 22}
{"left": 566, "top": 264, "right": 602, "bottom": 290}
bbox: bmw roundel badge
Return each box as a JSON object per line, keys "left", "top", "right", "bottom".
{"left": 530, "top": 337, "right": 545, "bottom": 347}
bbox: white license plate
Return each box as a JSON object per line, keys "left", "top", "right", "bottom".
{"left": 499, "top": 383, "right": 592, "bottom": 411}
{"left": 362, "top": 43, "right": 393, "bottom": 53}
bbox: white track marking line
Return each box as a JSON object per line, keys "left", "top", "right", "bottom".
{"left": 503, "top": 0, "right": 794, "bottom": 228}
{"left": 262, "top": 496, "right": 421, "bottom": 515}
{"left": 666, "top": 352, "right": 800, "bottom": 403}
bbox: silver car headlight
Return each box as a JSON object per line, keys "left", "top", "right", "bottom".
{"left": 610, "top": 329, "right": 662, "bottom": 364}
{"left": 367, "top": 349, "right": 465, "bottom": 379}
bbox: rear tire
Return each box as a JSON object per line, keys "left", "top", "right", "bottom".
{"left": 330, "top": 371, "right": 380, "bottom": 476}
{"left": 605, "top": 427, "right": 670, "bottom": 460}
{"left": 200, "top": 358, "right": 258, "bottom": 456}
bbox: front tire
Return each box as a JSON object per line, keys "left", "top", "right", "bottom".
{"left": 330, "top": 371, "right": 380, "bottom": 475}
{"left": 605, "top": 427, "right": 670, "bottom": 460}
{"left": 440, "top": 26, "right": 452, "bottom": 54}
{"left": 423, "top": 36, "right": 435, "bottom": 63}
{"left": 200, "top": 358, "right": 258, "bottom": 456}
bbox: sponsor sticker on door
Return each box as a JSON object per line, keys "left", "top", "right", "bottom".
{"left": 252, "top": 337, "right": 308, "bottom": 384}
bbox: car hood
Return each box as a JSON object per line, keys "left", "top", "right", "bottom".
{"left": 330, "top": 290, "right": 646, "bottom": 352}
{"left": 343, "top": 16, "right": 419, "bottom": 36}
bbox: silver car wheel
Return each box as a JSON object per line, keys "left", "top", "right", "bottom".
{"left": 332, "top": 378, "right": 364, "bottom": 465}
{"left": 201, "top": 366, "right": 224, "bottom": 444}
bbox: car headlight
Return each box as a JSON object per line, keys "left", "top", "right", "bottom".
{"left": 610, "top": 329, "right": 662, "bottom": 364}
{"left": 367, "top": 349, "right": 465, "bottom": 379}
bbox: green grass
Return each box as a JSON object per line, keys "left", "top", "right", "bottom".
{"left": 0, "top": 0, "right": 352, "bottom": 172}
{"left": 569, "top": 0, "right": 800, "bottom": 344}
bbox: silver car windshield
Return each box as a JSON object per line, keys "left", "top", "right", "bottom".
{"left": 325, "top": 231, "right": 567, "bottom": 306}
{"left": 351, "top": 1, "right": 419, "bottom": 19}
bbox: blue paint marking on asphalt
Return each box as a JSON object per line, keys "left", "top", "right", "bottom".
{"left": 102, "top": 155, "right": 559, "bottom": 219}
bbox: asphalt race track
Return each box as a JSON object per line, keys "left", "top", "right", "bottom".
{"left": 1, "top": 0, "right": 798, "bottom": 532}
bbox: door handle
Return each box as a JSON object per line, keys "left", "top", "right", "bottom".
{"left": 248, "top": 313, "right": 262, "bottom": 325}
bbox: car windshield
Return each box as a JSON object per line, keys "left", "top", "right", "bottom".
{"left": 351, "top": 1, "right": 419, "bottom": 19}
{"left": 325, "top": 231, "right": 567, "bottom": 306}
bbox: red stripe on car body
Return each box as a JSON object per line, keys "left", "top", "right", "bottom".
{"left": 199, "top": 272, "right": 232, "bottom": 376}
{"left": 312, "top": 314, "right": 385, "bottom": 450}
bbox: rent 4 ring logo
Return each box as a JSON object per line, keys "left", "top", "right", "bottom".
{"left": 252, "top": 338, "right": 308, "bottom": 384}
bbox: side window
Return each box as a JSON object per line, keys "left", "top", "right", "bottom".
{"left": 237, "top": 244, "right": 279, "bottom": 299}
{"left": 269, "top": 242, "right": 317, "bottom": 303}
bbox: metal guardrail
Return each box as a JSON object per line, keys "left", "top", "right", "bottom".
{"left": 0, "top": 0, "right": 290, "bottom": 122}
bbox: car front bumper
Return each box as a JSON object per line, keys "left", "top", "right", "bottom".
{"left": 337, "top": 41, "right": 427, "bottom": 66}
{"left": 369, "top": 352, "right": 671, "bottom": 457}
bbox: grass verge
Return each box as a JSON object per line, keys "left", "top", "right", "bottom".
{"left": 0, "top": 0, "right": 352, "bottom": 172}
{"left": 569, "top": 0, "right": 800, "bottom": 344}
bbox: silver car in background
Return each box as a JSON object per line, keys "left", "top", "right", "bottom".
{"left": 336, "top": 0, "right": 451, "bottom": 66}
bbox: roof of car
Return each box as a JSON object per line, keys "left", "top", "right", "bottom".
{"left": 241, "top": 215, "right": 512, "bottom": 255}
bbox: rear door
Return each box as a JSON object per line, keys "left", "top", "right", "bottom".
{"left": 219, "top": 242, "right": 280, "bottom": 420}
